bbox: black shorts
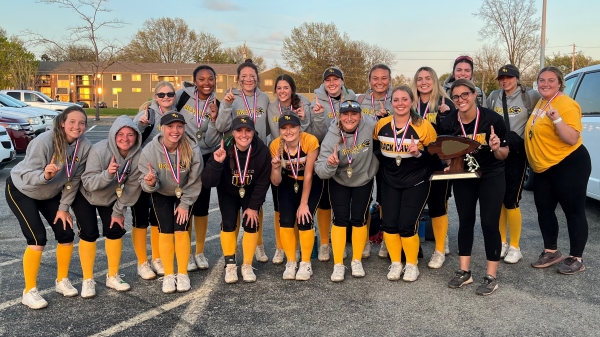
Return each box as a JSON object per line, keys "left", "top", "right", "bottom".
{"left": 151, "top": 193, "right": 193, "bottom": 234}
{"left": 131, "top": 191, "right": 158, "bottom": 228}
{"left": 71, "top": 190, "right": 126, "bottom": 242}
{"left": 503, "top": 150, "right": 527, "bottom": 209}
{"left": 192, "top": 153, "right": 213, "bottom": 217}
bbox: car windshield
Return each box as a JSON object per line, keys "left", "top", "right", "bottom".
{"left": 37, "top": 92, "right": 55, "bottom": 102}
{"left": 0, "top": 94, "right": 27, "bottom": 107}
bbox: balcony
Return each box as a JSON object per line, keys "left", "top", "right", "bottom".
{"left": 76, "top": 79, "right": 96, "bottom": 86}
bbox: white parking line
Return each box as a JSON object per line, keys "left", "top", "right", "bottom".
{"left": 85, "top": 125, "right": 96, "bottom": 133}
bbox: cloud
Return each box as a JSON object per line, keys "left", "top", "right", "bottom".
{"left": 202, "top": 0, "right": 240, "bottom": 11}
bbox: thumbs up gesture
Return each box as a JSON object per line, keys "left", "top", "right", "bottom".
{"left": 107, "top": 155, "right": 120, "bottom": 175}
{"left": 213, "top": 139, "right": 227, "bottom": 163}
{"left": 44, "top": 155, "right": 60, "bottom": 181}
{"left": 144, "top": 162, "right": 157, "bottom": 187}
{"left": 409, "top": 135, "right": 420, "bottom": 157}
{"left": 327, "top": 144, "right": 339, "bottom": 166}
{"left": 489, "top": 125, "right": 500, "bottom": 152}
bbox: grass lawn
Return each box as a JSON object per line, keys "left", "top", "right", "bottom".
{"left": 84, "top": 108, "right": 139, "bottom": 117}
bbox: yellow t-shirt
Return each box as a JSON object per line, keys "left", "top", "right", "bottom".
{"left": 525, "top": 95, "right": 583, "bottom": 173}
{"left": 269, "top": 132, "right": 319, "bottom": 180}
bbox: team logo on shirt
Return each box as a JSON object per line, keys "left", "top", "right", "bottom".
{"left": 494, "top": 106, "right": 522, "bottom": 116}
{"left": 327, "top": 111, "right": 338, "bottom": 119}
{"left": 341, "top": 139, "right": 371, "bottom": 155}
{"left": 236, "top": 108, "right": 265, "bottom": 117}
{"left": 232, "top": 170, "right": 254, "bottom": 186}
{"left": 183, "top": 104, "right": 210, "bottom": 119}
{"left": 67, "top": 156, "right": 80, "bottom": 163}
{"left": 157, "top": 162, "right": 187, "bottom": 172}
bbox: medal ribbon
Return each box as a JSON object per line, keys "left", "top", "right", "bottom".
{"left": 278, "top": 101, "right": 294, "bottom": 115}
{"left": 161, "top": 142, "right": 180, "bottom": 185}
{"left": 242, "top": 90, "right": 258, "bottom": 122}
{"left": 530, "top": 91, "right": 560, "bottom": 128}
{"left": 458, "top": 107, "right": 480, "bottom": 141}
{"left": 285, "top": 141, "right": 301, "bottom": 180}
{"left": 392, "top": 117, "right": 412, "bottom": 153}
{"left": 158, "top": 106, "right": 165, "bottom": 116}
{"left": 196, "top": 91, "right": 213, "bottom": 130}
{"left": 418, "top": 100, "right": 430, "bottom": 119}
{"left": 371, "top": 93, "right": 388, "bottom": 120}
{"left": 65, "top": 138, "right": 80, "bottom": 181}
{"left": 115, "top": 160, "right": 131, "bottom": 185}
{"left": 339, "top": 129, "right": 358, "bottom": 166}
{"left": 327, "top": 95, "right": 337, "bottom": 121}
{"left": 234, "top": 145, "right": 252, "bottom": 186}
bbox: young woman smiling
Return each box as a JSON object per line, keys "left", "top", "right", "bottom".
{"left": 443, "top": 56, "right": 487, "bottom": 108}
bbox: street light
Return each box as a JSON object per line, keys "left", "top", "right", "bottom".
{"left": 540, "top": 0, "right": 547, "bottom": 69}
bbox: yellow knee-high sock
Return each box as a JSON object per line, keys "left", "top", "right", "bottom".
{"left": 383, "top": 232, "right": 402, "bottom": 263}
{"left": 280, "top": 227, "right": 297, "bottom": 262}
{"left": 352, "top": 226, "right": 367, "bottom": 261}
{"left": 194, "top": 216, "right": 208, "bottom": 254}
{"left": 158, "top": 233, "right": 175, "bottom": 275}
{"left": 174, "top": 232, "right": 191, "bottom": 275}
{"left": 105, "top": 238, "right": 122, "bottom": 277}
{"left": 131, "top": 227, "right": 148, "bottom": 265}
{"left": 331, "top": 225, "right": 346, "bottom": 264}
{"left": 273, "top": 211, "right": 282, "bottom": 249}
{"left": 257, "top": 209, "right": 264, "bottom": 246}
{"left": 506, "top": 207, "right": 522, "bottom": 249}
{"left": 23, "top": 247, "right": 42, "bottom": 292}
{"left": 317, "top": 208, "right": 331, "bottom": 245}
{"left": 79, "top": 240, "right": 96, "bottom": 280}
{"left": 499, "top": 206, "right": 508, "bottom": 244}
{"left": 56, "top": 243, "right": 73, "bottom": 281}
{"left": 220, "top": 231, "right": 237, "bottom": 257}
{"left": 242, "top": 232, "right": 259, "bottom": 265}
{"left": 432, "top": 215, "right": 449, "bottom": 253}
{"left": 401, "top": 234, "right": 420, "bottom": 265}
{"left": 150, "top": 226, "right": 160, "bottom": 261}
{"left": 299, "top": 229, "right": 315, "bottom": 263}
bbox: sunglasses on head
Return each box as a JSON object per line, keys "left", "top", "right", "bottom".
{"left": 340, "top": 100, "right": 361, "bottom": 109}
{"left": 451, "top": 92, "right": 471, "bottom": 102}
{"left": 455, "top": 55, "right": 473, "bottom": 62}
{"left": 156, "top": 92, "right": 176, "bottom": 98}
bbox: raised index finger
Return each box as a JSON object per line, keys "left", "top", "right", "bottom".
{"left": 490, "top": 125, "right": 495, "bottom": 135}
{"left": 411, "top": 135, "right": 415, "bottom": 144}
{"left": 50, "top": 155, "right": 55, "bottom": 165}
{"left": 220, "top": 139, "right": 225, "bottom": 149}
{"left": 147, "top": 162, "right": 152, "bottom": 173}
{"left": 380, "top": 101, "right": 385, "bottom": 110}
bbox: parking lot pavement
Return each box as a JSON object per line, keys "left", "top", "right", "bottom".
{"left": 1, "top": 125, "right": 599, "bottom": 336}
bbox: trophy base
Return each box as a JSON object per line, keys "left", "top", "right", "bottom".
{"left": 430, "top": 169, "right": 481, "bottom": 181}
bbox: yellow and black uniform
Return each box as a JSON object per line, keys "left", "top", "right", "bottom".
{"left": 525, "top": 95, "right": 590, "bottom": 258}
{"left": 373, "top": 115, "right": 437, "bottom": 266}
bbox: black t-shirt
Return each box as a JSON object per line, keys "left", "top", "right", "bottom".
{"left": 418, "top": 97, "right": 456, "bottom": 134}
{"left": 438, "top": 107, "right": 507, "bottom": 177}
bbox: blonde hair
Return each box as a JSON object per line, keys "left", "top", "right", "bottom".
{"left": 52, "top": 106, "right": 87, "bottom": 164}
{"left": 279, "top": 137, "right": 286, "bottom": 170}
{"left": 138, "top": 81, "right": 175, "bottom": 112}
{"left": 161, "top": 120, "right": 193, "bottom": 168}
{"left": 411, "top": 67, "right": 449, "bottom": 113}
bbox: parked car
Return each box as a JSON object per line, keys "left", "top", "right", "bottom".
{"left": 0, "top": 114, "right": 34, "bottom": 153}
{"left": 0, "top": 95, "right": 52, "bottom": 135}
{"left": 95, "top": 101, "right": 107, "bottom": 108}
{"left": 76, "top": 101, "right": 90, "bottom": 108}
{"left": 0, "top": 94, "right": 59, "bottom": 127}
{"left": 0, "top": 90, "right": 76, "bottom": 111}
{"left": 0, "top": 126, "right": 16, "bottom": 169}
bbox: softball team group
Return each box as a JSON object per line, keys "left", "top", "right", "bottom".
{"left": 8, "top": 56, "right": 591, "bottom": 310}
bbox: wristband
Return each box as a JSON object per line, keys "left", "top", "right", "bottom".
{"left": 553, "top": 117, "right": 563, "bottom": 124}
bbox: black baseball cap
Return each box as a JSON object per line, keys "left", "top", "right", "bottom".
{"left": 497, "top": 64, "right": 520, "bottom": 79}
{"left": 232, "top": 116, "right": 255, "bottom": 131}
{"left": 278, "top": 114, "right": 301, "bottom": 128}
{"left": 160, "top": 112, "right": 186, "bottom": 125}
{"left": 323, "top": 67, "right": 344, "bottom": 81}
{"left": 339, "top": 100, "right": 362, "bottom": 114}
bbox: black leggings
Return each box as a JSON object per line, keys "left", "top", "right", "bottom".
{"left": 5, "top": 177, "right": 72, "bottom": 246}
{"left": 271, "top": 183, "right": 279, "bottom": 212}
{"left": 381, "top": 180, "right": 430, "bottom": 237}
{"left": 533, "top": 145, "right": 591, "bottom": 257}
{"left": 453, "top": 173, "right": 505, "bottom": 261}
{"left": 151, "top": 193, "right": 192, "bottom": 234}
{"left": 192, "top": 153, "right": 213, "bottom": 217}
{"left": 503, "top": 150, "right": 527, "bottom": 209}
{"left": 71, "top": 190, "right": 125, "bottom": 242}
{"left": 131, "top": 191, "right": 158, "bottom": 228}
{"left": 278, "top": 175, "right": 323, "bottom": 231}
{"left": 427, "top": 179, "right": 451, "bottom": 218}
{"left": 217, "top": 189, "right": 260, "bottom": 233}
{"left": 329, "top": 179, "right": 373, "bottom": 228}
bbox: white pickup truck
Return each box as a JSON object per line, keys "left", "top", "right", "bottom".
{"left": 0, "top": 90, "right": 77, "bottom": 111}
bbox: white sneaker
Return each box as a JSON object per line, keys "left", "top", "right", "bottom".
{"left": 444, "top": 236, "right": 450, "bottom": 255}
{"left": 161, "top": 274, "right": 177, "bottom": 293}
{"left": 187, "top": 254, "right": 199, "bottom": 272}
{"left": 296, "top": 262, "right": 313, "bottom": 281}
{"left": 362, "top": 241, "right": 372, "bottom": 259}
{"left": 22, "top": 288, "right": 48, "bottom": 309}
{"left": 106, "top": 274, "right": 131, "bottom": 292}
{"left": 152, "top": 258, "right": 165, "bottom": 276}
{"left": 330, "top": 263, "right": 346, "bottom": 282}
{"left": 224, "top": 264, "right": 238, "bottom": 284}
{"left": 387, "top": 262, "right": 403, "bottom": 281}
{"left": 428, "top": 250, "right": 446, "bottom": 269}
{"left": 318, "top": 244, "right": 331, "bottom": 262}
{"left": 504, "top": 246, "right": 523, "bottom": 264}
{"left": 241, "top": 264, "right": 257, "bottom": 282}
{"left": 272, "top": 248, "right": 285, "bottom": 264}
{"left": 255, "top": 245, "right": 268, "bottom": 263}
{"left": 351, "top": 259, "right": 365, "bottom": 278}
{"left": 283, "top": 261, "right": 297, "bottom": 280}
{"left": 137, "top": 261, "right": 157, "bottom": 280}
{"left": 403, "top": 263, "right": 420, "bottom": 282}
{"left": 81, "top": 279, "right": 96, "bottom": 298}
{"left": 500, "top": 242, "right": 508, "bottom": 258}
{"left": 177, "top": 274, "right": 191, "bottom": 292}
{"left": 195, "top": 253, "right": 209, "bottom": 270}
{"left": 378, "top": 241, "right": 389, "bottom": 258}
{"left": 55, "top": 278, "right": 78, "bottom": 297}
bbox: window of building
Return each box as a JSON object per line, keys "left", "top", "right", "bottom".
{"left": 151, "top": 74, "right": 159, "bottom": 81}
{"left": 112, "top": 88, "right": 122, "bottom": 95}
{"left": 57, "top": 79, "right": 70, "bottom": 88}
{"left": 162, "top": 76, "right": 176, "bottom": 82}
{"left": 264, "top": 79, "right": 273, "bottom": 86}
{"left": 218, "top": 75, "right": 224, "bottom": 82}
{"left": 40, "top": 87, "right": 52, "bottom": 96}
{"left": 78, "top": 88, "right": 91, "bottom": 100}
{"left": 132, "top": 74, "right": 141, "bottom": 81}
{"left": 112, "top": 74, "right": 122, "bottom": 81}
{"left": 77, "top": 75, "right": 91, "bottom": 86}
{"left": 132, "top": 88, "right": 142, "bottom": 93}
{"left": 216, "top": 88, "right": 223, "bottom": 93}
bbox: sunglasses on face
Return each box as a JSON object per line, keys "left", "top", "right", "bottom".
{"left": 455, "top": 55, "right": 473, "bottom": 63}
{"left": 451, "top": 92, "right": 471, "bottom": 102}
{"left": 340, "top": 100, "right": 361, "bottom": 109}
{"left": 156, "top": 92, "right": 176, "bottom": 98}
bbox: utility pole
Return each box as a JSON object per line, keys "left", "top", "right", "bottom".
{"left": 243, "top": 41, "right": 247, "bottom": 60}
{"left": 540, "top": 0, "right": 547, "bottom": 69}
{"left": 572, "top": 44, "right": 576, "bottom": 72}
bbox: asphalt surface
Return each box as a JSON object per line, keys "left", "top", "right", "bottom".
{"left": 0, "top": 120, "right": 599, "bottom": 336}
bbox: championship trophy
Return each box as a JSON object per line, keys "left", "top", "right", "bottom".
{"left": 427, "top": 135, "right": 481, "bottom": 180}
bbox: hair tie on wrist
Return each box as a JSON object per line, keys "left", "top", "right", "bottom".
{"left": 553, "top": 117, "right": 563, "bottom": 124}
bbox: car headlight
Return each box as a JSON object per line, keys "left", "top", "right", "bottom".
{"left": 27, "top": 117, "right": 40, "bottom": 125}
{"left": 1, "top": 123, "right": 21, "bottom": 130}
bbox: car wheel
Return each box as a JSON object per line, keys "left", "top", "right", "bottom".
{"left": 523, "top": 165, "right": 534, "bottom": 191}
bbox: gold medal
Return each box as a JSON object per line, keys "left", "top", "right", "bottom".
{"left": 347, "top": 166, "right": 353, "bottom": 178}
{"left": 175, "top": 185, "right": 183, "bottom": 199}
{"left": 294, "top": 182, "right": 299, "bottom": 193}
{"left": 116, "top": 186, "right": 123, "bottom": 198}
{"left": 529, "top": 130, "right": 533, "bottom": 140}
{"left": 239, "top": 187, "right": 246, "bottom": 198}
{"left": 196, "top": 131, "right": 202, "bottom": 140}
{"left": 396, "top": 156, "right": 401, "bottom": 166}
{"left": 65, "top": 181, "right": 72, "bottom": 191}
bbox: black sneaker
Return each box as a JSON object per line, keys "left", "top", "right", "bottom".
{"left": 447, "top": 269, "right": 473, "bottom": 289}
{"left": 531, "top": 250, "right": 565, "bottom": 268}
{"left": 557, "top": 257, "right": 586, "bottom": 275}
{"left": 476, "top": 275, "right": 498, "bottom": 296}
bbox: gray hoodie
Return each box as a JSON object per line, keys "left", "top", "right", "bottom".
{"left": 315, "top": 118, "right": 379, "bottom": 187}
{"left": 215, "top": 88, "right": 271, "bottom": 142}
{"left": 310, "top": 84, "right": 357, "bottom": 142}
{"left": 80, "top": 116, "right": 143, "bottom": 218}
{"left": 486, "top": 86, "right": 541, "bottom": 139}
{"left": 357, "top": 88, "right": 393, "bottom": 120}
{"left": 133, "top": 101, "right": 165, "bottom": 147}
{"left": 266, "top": 94, "right": 312, "bottom": 140}
{"left": 10, "top": 130, "right": 91, "bottom": 211}
{"left": 138, "top": 132, "right": 203, "bottom": 210}
{"left": 443, "top": 76, "right": 487, "bottom": 108}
